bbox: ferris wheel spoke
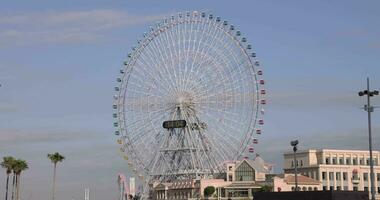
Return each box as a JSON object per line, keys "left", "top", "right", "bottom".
{"left": 185, "top": 18, "right": 210, "bottom": 92}
{"left": 163, "top": 24, "right": 180, "bottom": 93}
{"left": 138, "top": 43, "right": 175, "bottom": 94}
{"left": 183, "top": 21, "right": 223, "bottom": 90}
{"left": 151, "top": 28, "right": 179, "bottom": 93}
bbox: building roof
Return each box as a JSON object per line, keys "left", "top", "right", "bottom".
{"left": 282, "top": 174, "right": 320, "bottom": 185}
{"left": 154, "top": 183, "right": 173, "bottom": 190}
{"left": 224, "top": 181, "right": 261, "bottom": 189}
{"left": 235, "top": 156, "right": 271, "bottom": 174}
{"left": 250, "top": 157, "right": 271, "bottom": 173}
{"left": 283, "top": 149, "right": 380, "bottom": 155}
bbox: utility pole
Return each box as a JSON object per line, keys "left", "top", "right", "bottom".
{"left": 291, "top": 140, "right": 299, "bottom": 191}
{"left": 358, "top": 77, "right": 379, "bottom": 200}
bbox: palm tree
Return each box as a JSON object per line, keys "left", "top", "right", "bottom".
{"left": 11, "top": 163, "right": 16, "bottom": 200}
{"left": 47, "top": 152, "right": 65, "bottom": 200}
{"left": 1, "top": 156, "right": 15, "bottom": 200}
{"left": 12, "top": 159, "right": 28, "bottom": 200}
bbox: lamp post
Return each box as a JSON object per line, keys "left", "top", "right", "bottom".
{"left": 291, "top": 140, "right": 299, "bottom": 191}
{"left": 358, "top": 77, "right": 379, "bottom": 200}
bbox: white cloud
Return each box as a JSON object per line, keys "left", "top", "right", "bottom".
{"left": 0, "top": 10, "right": 165, "bottom": 45}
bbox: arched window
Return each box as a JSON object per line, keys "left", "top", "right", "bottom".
{"left": 235, "top": 161, "right": 255, "bottom": 181}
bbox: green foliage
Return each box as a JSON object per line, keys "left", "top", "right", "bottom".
{"left": 48, "top": 152, "right": 65, "bottom": 164}
{"left": 204, "top": 186, "right": 216, "bottom": 196}
{"left": 258, "top": 185, "right": 273, "bottom": 192}
{"left": 1, "top": 156, "right": 15, "bottom": 174}
{"left": 13, "top": 159, "right": 28, "bottom": 175}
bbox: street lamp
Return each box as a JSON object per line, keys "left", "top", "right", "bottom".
{"left": 358, "top": 77, "right": 378, "bottom": 200}
{"left": 290, "top": 140, "right": 299, "bottom": 191}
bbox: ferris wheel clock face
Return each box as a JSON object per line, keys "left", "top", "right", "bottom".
{"left": 113, "top": 11, "right": 266, "bottom": 182}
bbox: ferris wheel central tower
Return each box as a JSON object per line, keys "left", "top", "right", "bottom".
{"left": 113, "top": 11, "right": 266, "bottom": 198}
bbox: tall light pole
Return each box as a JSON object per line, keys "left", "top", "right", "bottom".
{"left": 291, "top": 140, "right": 299, "bottom": 191}
{"left": 358, "top": 77, "right": 379, "bottom": 200}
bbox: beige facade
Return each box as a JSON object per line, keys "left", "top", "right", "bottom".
{"left": 268, "top": 174, "right": 322, "bottom": 192}
{"left": 153, "top": 157, "right": 271, "bottom": 200}
{"left": 283, "top": 149, "right": 380, "bottom": 199}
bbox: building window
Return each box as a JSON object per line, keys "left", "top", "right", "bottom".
{"left": 228, "top": 175, "right": 233, "bottom": 181}
{"left": 322, "top": 172, "right": 327, "bottom": 180}
{"left": 323, "top": 186, "right": 327, "bottom": 191}
{"left": 339, "top": 157, "right": 344, "bottom": 165}
{"left": 364, "top": 187, "right": 369, "bottom": 191}
{"left": 353, "top": 186, "right": 358, "bottom": 191}
{"left": 366, "top": 158, "right": 370, "bottom": 166}
{"left": 336, "top": 172, "right": 341, "bottom": 180}
{"left": 332, "top": 157, "right": 337, "bottom": 165}
{"left": 364, "top": 173, "right": 368, "bottom": 181}
{"left": 302, "top": 187, "right": 307, "bottom": 191}
{"left": 329, "top": 172, "right": 334, "bottom": 180}
{"left": 378, "top": 187, "right": 380, "bottom": 193}
{"left": 353, "top": 158, "right": 357, "bottom": 165}
{"left": 228, "top": 166, "right": 232, "bottom": 171}
{"left": 343, "top": 172, "right": 347, "bottom": 181}
{"left": 336, "top": 186, "right": 341, "bottom": 191}
{"left": 346, "top": 158, "right": 351, "bottom": 165}
{"left": 344, "top": 186, "right": 348, "bottom": 191}
{"left": 360, "top": 158, "right": 364, "bottom": 165}
{"left": 375, "top": 158, "right": 378, "bottom": 166}
{"left": 291, "top": 161, "right": 294, "bottom": 167}
{"left": 314, "top": 187, "right": 318, "bottom": 191}
{"left": 235, "top": 161, "right": 255, "bottom": 181}
{"left": 296, "top": 160, "right": 299, "bottom": 167}
{"left": 300, "top": 160, "right": 303, "bottom": 167}
{"left": 377, "top": 173, "right": 380, "bottom": 181}
{"left": 330, "top": 186, "right": 334, "bottom": 191}
{"left": 325, "top": 157, "right": 330, "bottom": 164}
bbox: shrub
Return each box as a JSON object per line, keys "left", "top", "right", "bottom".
{"left": 204, "top": 186, "right": 216, "bottom": 196}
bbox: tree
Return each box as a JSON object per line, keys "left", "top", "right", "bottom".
{"left": 13, "top": 159, "right": 28, "bottom": 200}
{"left": 204, "top": 186, "right": 216, "bottom": 197}
{"left": 258, "top": 185, "right": 273, "bottom": 192}
{"left": 1, "top": 156, "right": 15, "bottom": 200}
{"left": 47, "top": 152, "right": 65, "bottom": 200}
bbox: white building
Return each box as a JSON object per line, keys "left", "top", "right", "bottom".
{"left": 283, "top": 149, "right": 380, "bottom": 198}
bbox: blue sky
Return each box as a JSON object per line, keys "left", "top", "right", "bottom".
{"left": 0, "top": 0, "right": 380, "bottom": 199}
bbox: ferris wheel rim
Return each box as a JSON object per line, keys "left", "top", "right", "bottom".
{"left": 113, "top": 11, "right": 266, "bottom": 179}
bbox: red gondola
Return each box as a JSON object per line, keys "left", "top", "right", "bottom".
{"left": 259, "top": 80, "right": 265, "bottom": 85}
{"left": 261, "top": 99, "right": 266, "bottom": 105}
{"left": 249, "top": 147, "right": 254, "bottom": 153}
{"left": 261, "top": 89, "right": 266, "bottom": 95}
{"left": 257, "top": 70, "right": 263, "bottom": 75}
{"left": 259, "top": 120, "right": 264, "bottom": 125}
{"left": 256, "top": 129, "right": 261, "bottom": 134}
{"left": 253, "top": 139, "right": 258, "bottom": 144}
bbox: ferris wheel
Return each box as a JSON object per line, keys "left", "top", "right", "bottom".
{"left": 113, "top": 10, "right": 266, "bottom": 187}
